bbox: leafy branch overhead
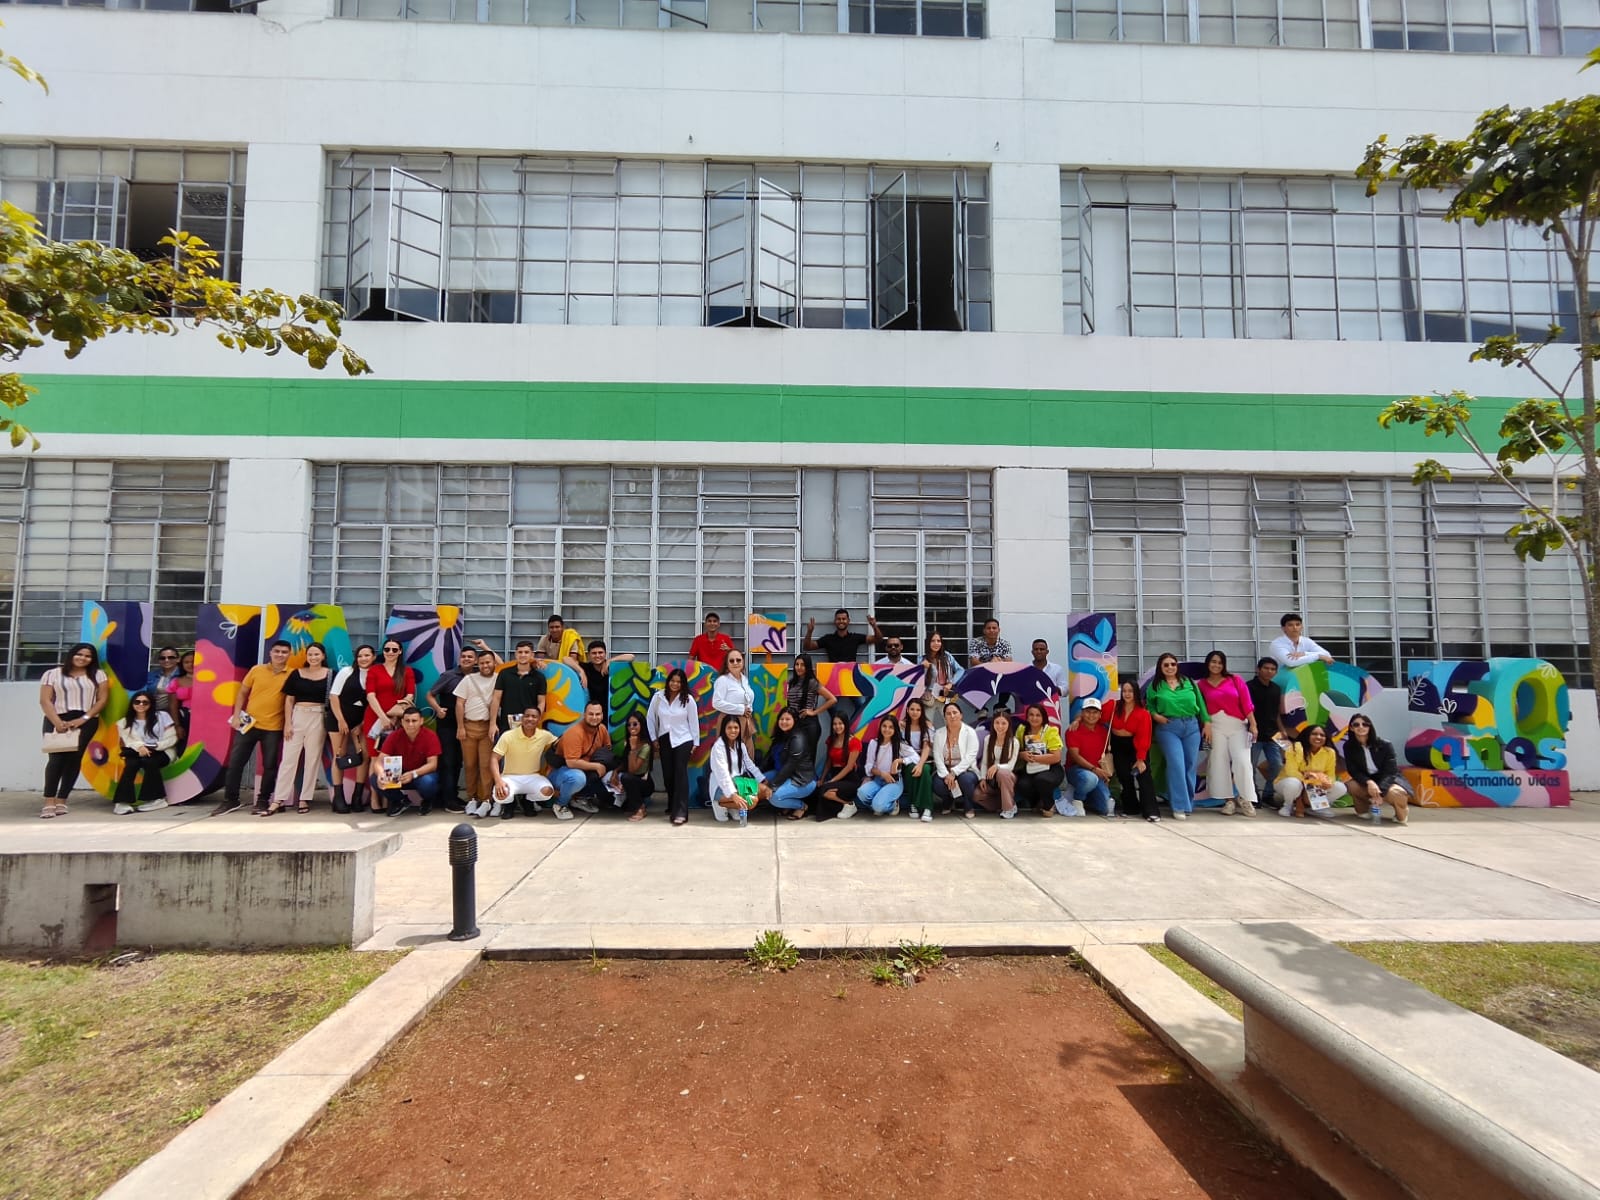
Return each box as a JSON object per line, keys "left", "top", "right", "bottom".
{"left": 0, "top": 205, "right": 372, "bottom": 448}
{"left": 1358, "top": 59, "right": 1600, "bottom": 681}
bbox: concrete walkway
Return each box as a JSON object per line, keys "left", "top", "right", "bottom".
{"left": 5, "top": 792, "right": 1600, "bottom": 952}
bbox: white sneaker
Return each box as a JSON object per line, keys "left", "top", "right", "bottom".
{"left": 1068, "top": 799, "right": 1086, "bottom": 817}
{"left": 920, "top": 809, "right": 933, "bottom": 822}
{"left": 570, "top": 797, "right": 599, "bottom": 814}
{"left": 113, "top": 802, "right": 133, "bottom": 815}
{"left": 464, "top": 800, "right": 481, "bottom": 817}
{"left": 1173, "top": 811, "right": 1188, "bottom": 821}
{"left": 488, "top": 800, "right": 503, "bottom": 818}
{"left": 1239, "top": 801, "right": 1256, "bottom": 818}
{"left": 554, "top": 805, "right": 575, "bottom": 820}
{"left": 1221, "top": 799, "right": 1237, "bottom": 816}
{"left": 889, "top": 803, "right": 899, "bottom": 817}
{"left": 835, "top": 803, "right": 855, "bottom": 819}
{"left": 1000, "top": 809, "right": 1017, "bottom": 819}
{"left": 1277, "top": 803, "right": 1293, "bottom": 818}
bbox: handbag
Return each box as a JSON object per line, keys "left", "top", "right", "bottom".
{"left": 335, "top": 746, "right": 364, "bottom": 770}
{"left": 42, "top": 728, "right": 80, "bottom": 753}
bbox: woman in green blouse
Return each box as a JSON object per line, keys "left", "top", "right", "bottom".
{"left": 1146, "top": 653, "right": 1208, "bottom": 820}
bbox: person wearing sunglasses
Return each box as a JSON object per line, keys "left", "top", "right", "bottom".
{"left": 145, "top": 646, "right": 184, "bottom": 717}
{"left": 364, "top": 639, "right": 418, "bottom": 758}
{"left": 113, "top": 690, "right": 177, "bottom": 814}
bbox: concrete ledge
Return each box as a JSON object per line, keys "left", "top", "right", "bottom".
{"left": 480, "top": 920, "right": 1093, "bottom": 958}
{"left": 0, "top": 832, "right": 402, "bottom": 951}
{"left": 99, "top": 947, "right": 480, "bottom": 1200}
{"left": 1079, "top": 943, "right": 1409, "bottom": 1200}
{"left": 1165, "top": 922, "right": 1600, "bottom": 1200}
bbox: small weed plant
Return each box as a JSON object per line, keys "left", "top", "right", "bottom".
{"left": 867, "top": 936, "right": 948, "bottom": 988}
{"left": 747, "top": 930, "right": 800, "bottom": 972}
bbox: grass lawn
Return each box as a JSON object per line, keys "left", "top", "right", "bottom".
{"left": 1145, "top": 941, "right": 1600, "bottom": 1071}
{"left": 0, "top": 947, "right": 403, "bottom": 1200}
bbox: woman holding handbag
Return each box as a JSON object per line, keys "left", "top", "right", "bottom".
{"left": 329, "top": 644, "right": 376, "bottom": 812}
{"left": 365, "top": 639, "right": 417, "bottom": 759}
{"left": 1198, "top": 650, "right": 1257, "bottom": 817}
{"left": 38, "top": 642, "right": 108, "bottom": 818}
{"left": 112, "top": 690, "right": 177, "bottom": 813}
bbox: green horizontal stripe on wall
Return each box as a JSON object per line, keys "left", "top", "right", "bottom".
{"left": 20, "top": 375, "right": 1506, "bottom": 453}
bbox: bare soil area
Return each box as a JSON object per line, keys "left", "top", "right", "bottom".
{"left": 244, "top": 956, "right": 1336, "bottom": 1200}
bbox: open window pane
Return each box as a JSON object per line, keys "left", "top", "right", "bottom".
{"left": 345, "top": 167, "right": 376, "bottom": 320}
{"left": 872, "top": 172, "right": 909, "bottom": 329}
{"left": 705, "top": 181, "right": 750, "bottom": 326}
{"left": 387, "top": 168, "right": 446, "bottom": 321}
{"left": 756, "top": 178, "right": 799, "bottom": 327}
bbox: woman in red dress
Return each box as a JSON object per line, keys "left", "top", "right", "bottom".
{"left": 363, "top": 637, "right": 418, "bottom": 766}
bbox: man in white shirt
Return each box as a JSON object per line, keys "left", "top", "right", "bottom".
{"left": 1269, "top": 613, "right": 1335, "bottom": 669}
{"left": 873, "top": 635, "right": 914, "bottom": 670}
{"left": 1031, "top": 639, "right": 1068, "bottom": 693}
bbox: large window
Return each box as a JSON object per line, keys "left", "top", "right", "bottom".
{"left": 0, "top": 145, "right": 247, "bottom": 285}
{"left": 324, "top": 155, "right": 991, "bottom": 333}
{"left": 1061, "top": 171, "right": 1584, "bottom": 343}
{"left": 1070, "top": 473, "right": 1590, "bottom": 687}
{"left": 1057, "top": 0, "right": 1594, "bottom": 50}
{"left": 309, "top": 464, "right": 993, "bottom": 659}
{"left": 0, "top": 460, "right": 228, "bottom": 680}
{"left": 336, "top": 0, "right": 982, "bottom": 34}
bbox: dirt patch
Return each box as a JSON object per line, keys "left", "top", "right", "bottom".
{"left": 1482, "top": 983, "right": 1600, "bottom": 1069}
{"left": 245, "top": 957, "right": 1336, "bottom": 1200}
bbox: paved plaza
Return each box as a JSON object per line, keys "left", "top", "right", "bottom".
{"left": 6, "top": 792, "right": 1600, "bottom": 954}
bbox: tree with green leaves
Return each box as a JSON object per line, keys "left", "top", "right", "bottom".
{"left": 0, "top": 26, "right": 370, "bottom": 449}
{"left": 1358, "top": 55, "right": 1600, "bottom": 683}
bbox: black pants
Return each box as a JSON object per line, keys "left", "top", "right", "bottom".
{"left": 436, "top": 718, "right": 461, "bottom": 799}
{"left": 1013, "top": 765, "right": 1063, "bottom": 812}
{"left": 932, "top": 769, "right": 981, "bottom": 814}
{"left": 115, "top": 747, "right": 171, "bottom": 805}
{"left": 42, "top": 711, "right": 97, "bottom": 800}
{"left": 225, "top": 726, "right": 283, "bottom": 804}
{"left": 1111, "top": 737, "right": 1159, "bottom": 819}
{"left": 657, "top": 737, "right": 691, "bottom": 821}
{"left": 619, "top": 770, "right": 654, "bottom": 814}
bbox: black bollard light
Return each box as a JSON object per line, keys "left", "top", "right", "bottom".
{"left": 447, "top": 823, "right": 480, "bottom": 942}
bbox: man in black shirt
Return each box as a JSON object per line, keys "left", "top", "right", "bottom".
{"left": 490, "top": 640, "right": 547, "bottom": 733}
{"left": 580, "top": 640, "right": 635, "bottom": 710}
{"left": 804, "top": 608, "right": 880, "bottom": 663}
{"left": 1245, "top": 657, "right": 1289, "bottom": 807}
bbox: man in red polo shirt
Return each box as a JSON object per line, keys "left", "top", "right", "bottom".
{"left": 373, "top": 707, "right": 442, "bottom": 817}
{"left": 689, "top": 612, "right": 735, "bottom": 672}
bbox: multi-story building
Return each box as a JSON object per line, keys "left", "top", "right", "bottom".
{"left": 0, "top": 0, "right": 1594, "bottom": 785}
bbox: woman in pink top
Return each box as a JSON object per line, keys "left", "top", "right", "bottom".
{"left": 1198, "top": 650, "right": 1258, "bottom": 816}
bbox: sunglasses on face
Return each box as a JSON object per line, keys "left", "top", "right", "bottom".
{"left": 132, "top": 699, "right": 150, "bottom": 706}
{"left": 384, "top": 647, "right": 401, "bottom": 653}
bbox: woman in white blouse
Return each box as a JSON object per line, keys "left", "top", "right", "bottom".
{"left": 647, "top": 667, "right": 699, "bottom": 826}
{"left": 974, "top": 709, "right": 1021, "bottom": 819}
{"left": 711, "top": 649, "right": 757, "bottom": 749}
{"left": 929, "top": 701, "right": 980, "bottom": 820}
{"left": 38, "top": 642, "right": 109, "bottom": 819}
{"left": 708, "top": 714, "right": 761, "bottom": 827}
{"left": 113, "top": 689, "right": 178, "bottom": 814}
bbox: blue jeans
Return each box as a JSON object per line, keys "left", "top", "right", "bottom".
{"left": 933, "top": 769, "right": 980, "bottom": 813}
{"left": 1251, "top": 737, "right": 1284, "bottom": 802}
{"left": 1066, "top": 766, "right": 1111, "bottom": 816}
{"left": 550, "top": 766, "right": 603, "bottom": 806}
{"left": 1153, "top": 716, "right": 1201, "bottom": 814}
{"left": 370, "top": 770, "right": 439, "bottom": 812}
{"left": 857, "top": 777, "right": 903, "bottom": 814}
{"left": 761, "top": 768, "right": 818, "bottom": 811}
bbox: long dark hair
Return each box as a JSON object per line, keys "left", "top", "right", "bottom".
{"left": 1299, "top": 724, "right": 1331, "bottom": 753}
{"left": 121, "top": 689, "right": 161, "bottom": 733}
{"left": 984, "top": 709, "right": 1019, "bottom": 768}
{"left": 904, "top": 697, "right": 931, "bottom": 740}
{"left": 624, "top": 711, "right": 648, "bottom": 747}
{"left": 1118, "top": 680, "right": 1145, "bottom": 712}
{"left": 1346, "top": 712, "right": 1381, "bottom": 746}
{"left": 718, "top": 714, "right": 743, "bottom": 749}
{"left": 60, "top": 642, "right": 99, "bottom": 676}
{"left": 662, "top": 667, "right": 690, "bottom": 705}
{"left": 829, "top": 712, "right": 849, "bottom": 748}
{"left": 874, "top": 713, "right": 904, "bottom": 758}
{"left": 1204, "top": 650, "right": 1232, "bottom": 679}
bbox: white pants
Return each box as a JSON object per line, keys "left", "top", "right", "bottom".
{"left": 1274, "top": 777, "right": 1348, "bottom": 808}
{"left": 1207, "top": 712, "right": 1255, "bottom": 803}
{"left": 498, "top": 773, "right": 553, "bottom": 802}
{"left": 272, "top": 703, "right": 326, "bottom": 809}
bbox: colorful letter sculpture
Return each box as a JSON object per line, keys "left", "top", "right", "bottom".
{"left": 267, "top": 603, "right": 354, "bottom": 671}
{"left": 1066, "top": 612, "right": 1117, "bottom": 720}
{"left": 76, "top": 601, "right": 152, "bottom": 802}
{"left": 955, "top": 662, "right": 1060, "bottom": 722}
{"left": 385, "top": 605, "right": 463, "bottom": 719}
{"left": 747, "top": 612, "right": 788, "bottom": 662}
{"left": 1402, "top": 659, "right": 1570, "bottom": 807}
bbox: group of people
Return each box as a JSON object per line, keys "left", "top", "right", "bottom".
{"left": 36, "top": 609, "right": 1413, "bottom": 829}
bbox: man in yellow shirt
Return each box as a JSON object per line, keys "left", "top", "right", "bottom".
{"left": 534, "top": 615, "right": 585, "bottom": 666}
{"left": 213, "top": 639, "right": 292, "bottom": 816}
{"left": 483, "top": 707, "right": 556, "bottom": 820}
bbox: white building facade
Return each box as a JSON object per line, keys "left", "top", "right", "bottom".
{"left": 0, "top": 0, "right": 1596, "bottom": 785}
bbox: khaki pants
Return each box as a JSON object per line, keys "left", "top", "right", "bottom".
{"left": 1350, "top": 779, "right": 1411, "bottom": 821}
{"left": 973, "top": 766, "right": 1016, "bottom": 813}
{"left": 273, "top": 704, "right": 326, "bottom": 809}
{"left": 460, "top": 718, "right": 494, "bottom": 801}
